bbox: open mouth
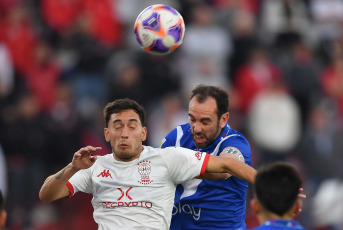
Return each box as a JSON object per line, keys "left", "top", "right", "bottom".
{"left": 193, "top": 134, "right": 206, "bottom": 144}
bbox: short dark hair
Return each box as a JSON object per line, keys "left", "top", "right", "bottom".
{"left": 103, "top": 98, "right": 146, "bottom": 127}
{"left": 190, "top": 85, "right": 229, "bottom": 118}
{"left": 254, "top": 162, "right": 302, "bottom": 216}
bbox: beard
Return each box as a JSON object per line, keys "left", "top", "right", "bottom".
{"left": 192, "top": 123, "right": 221, "bottom": 149}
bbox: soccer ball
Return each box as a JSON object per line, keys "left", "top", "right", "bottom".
{"left": 134, "top": 4, "right": 185, "bottom": 55}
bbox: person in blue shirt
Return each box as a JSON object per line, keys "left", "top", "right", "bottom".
{"left": 161, "top": 84, "right": 253, "bottom": 229}
{"left": 250, "top": 162, "right": 305, "bottom": 230}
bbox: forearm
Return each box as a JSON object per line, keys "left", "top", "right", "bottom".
{"left": 223, "top": 159, "right": 256, "bottom": 183}
{"left": 39, "top": 163, "right": 79, "bottom": 203}
{"left": 206, "top": 156, "right": 256, "bottom": 183}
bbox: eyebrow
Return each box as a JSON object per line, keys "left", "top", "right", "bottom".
{"left": 188, "top": 113, "right": 212, "bottom": 122}
{"left": 112, "top": 118, "right": 140, "bottom": 124}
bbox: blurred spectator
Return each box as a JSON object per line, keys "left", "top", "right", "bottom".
{"left": 148, "top": 93, "right": 188, "bottom": 147}
{"left": 0, "top": 42, "right": 14, "bottom": 99}
{"left": 106, "top": 52, "right": 149, "bottom": 107}
{"left": 0, "top": 190, "right": 6, "bottom": 229}
{"left": 137, "top": 52, "right": 181, "bottom": 104}
{"left": 212, "top": 0, "right": 260, "bottom": 15}
{"left": 312, "top": 178, "right": 343, "bottom": 230}
{"left": 259, "top": 0, "right": 313, "bottom": 49}
{"left": 310, "top": 0, "right": 343, "bottom": 64}
{"left": 0, "top": 3, "right": 38, "bottom": 76}
{"left": 298, "top": 98, "right": 343, "bottom": 188}
{"left": 0, "top": 145, "right": 7, "bottom": 199}
{"left": 25, "top": 40, "right": 60, "bottom": 113}
{"left": 278, "top": 41, "right": 322, "bottom": 127}
{"left": 178, "top": 3, "right": 232, "bottom": 98}
{"left": 80, "top": 0, "right": 124, "bottom": 48}
{"left": 60, "top": 14, "right": 111, "bottom": 115}
{"left": 228, "top": 9, "right": 259, "bottom": 82}
{"left": 41, "top": 0, "right": 123, "bottom": 48}
{"left": 40, "top": 0, "right": 79, "bottom": 34}
{"left": 248, "top": 80, "right": 301, "bottom": 166}
{"left": 320, "top": 53, "right": 343, "bottom": 121}
{"left": 233, "top": 45, "right": 283, "bottom": 115}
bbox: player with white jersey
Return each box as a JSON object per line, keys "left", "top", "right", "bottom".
{"left": 67, "top": 146, "right": 209, "bottom": 229}
{"left": 39, "top": 98, "right": 256, "bottom": 230}
{"left": 161, "top": 85, "right": 252, "bottom": 229}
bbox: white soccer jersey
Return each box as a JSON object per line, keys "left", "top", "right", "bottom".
{"left": 66, "top": 146, "right": 209, "bottom": 230}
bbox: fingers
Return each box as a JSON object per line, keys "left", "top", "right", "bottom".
{"left": 77, "top": 146, "right": 102, "bottom": 156}
{"left": 90, "top": 156, "right": 98, "bottom": 162}
{"left": 298, "top": 187, "right": 307, "bottom": 199}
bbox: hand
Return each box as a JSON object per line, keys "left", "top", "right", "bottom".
{"left": 295, "top": 188, "right": 306, "bottom": 215}
{"left": 72, "top": 146, "right": 102, "bottom": 171}
{"left": 298, "top": 187, "right": 306, "bottom": 199}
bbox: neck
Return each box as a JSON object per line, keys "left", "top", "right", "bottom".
{"left": 258, "top": 211, "right": 295, "bottom": 224}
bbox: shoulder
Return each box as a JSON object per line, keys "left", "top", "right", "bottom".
{"left": 221, "top": 130, "right": 250, "bottom": 149}
{"left": 161, "top": 123, "right": 191, "bottom": 148}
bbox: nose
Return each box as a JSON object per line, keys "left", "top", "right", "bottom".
{"left": 121, "top": 126, "right": 129, "bottom": 139}
{"left": 192, "top": 122, "right": 202, "bottom": 133}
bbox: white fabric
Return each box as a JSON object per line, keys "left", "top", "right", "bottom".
{"left": 68, "top": 146, "right": 208, "bottom": 230}
{"left": 0, "top": 144, "right": 7, "bottom": 197}
{"left": 248, "top": 90, "right": 301, "bottom": 152}
{"left": 0, "top": 43, "right": 14, "bottom": 96}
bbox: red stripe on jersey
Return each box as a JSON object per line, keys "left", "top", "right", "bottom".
{"left": 199, "top": 153, "right": 210, "bottom": 179}
{"left": 66, "top": 181, "right": 74, "bottom": 198}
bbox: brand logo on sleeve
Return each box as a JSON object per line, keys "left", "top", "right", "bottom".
{"left": 97, "top": 169, "right": 113, "bottom": 178}
{"left": 137, "top": 160, "right": 153, "bottom": 184}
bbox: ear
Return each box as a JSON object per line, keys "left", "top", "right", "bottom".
{"left": 0, "top": 210, "right": 7, "bottom": 228}
{"left": 219, "top": 112, "right": 229, "bottom": 128}
{"left": 141, "top": 127, "right": 147, "bottom": 142}
{"left": 294, "top": 199, "right": 302, "bottom": 216}
{"left": 104, "top": 128, "right": 110, "bottom": 142}
{"left": 250, "top": 198, "right": 260, "bottom": 215}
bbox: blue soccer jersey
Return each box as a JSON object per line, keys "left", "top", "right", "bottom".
{"left": 161, "top": 123, "right": 252, "bottom": 229}
{"left": 251, "top": 220, "right": 306, "bottom": 230}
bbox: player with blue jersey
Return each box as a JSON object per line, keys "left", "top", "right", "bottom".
{"left": 250, "top": 162, "right": 305, "bottom": 230}
{"left": 161, "top": 85, "right": 252, "bottom": 229}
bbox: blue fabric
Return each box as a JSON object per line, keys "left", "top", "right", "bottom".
{"left": 161, "top": 123, "right": 252, "bottom": 229}
{"left": 251, "top": 220, "right": 306, "bottom": 230}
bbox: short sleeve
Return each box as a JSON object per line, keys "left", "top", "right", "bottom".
{"left": 160, "top": 147, "right": 209, "bottom": 184}
{"left": 67, "top": 167, "right": 93, "bottom": 196}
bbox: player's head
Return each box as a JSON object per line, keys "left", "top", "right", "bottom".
{"left": 0, "top": 190, "right": 7, "bottom": 229}
{"left": 103, "top": 98, "right": 147, "bottom": 161}
{"left": 251, "top": 162, "right": 302, "bottom": 222}
{"left": 188, "top": 84, "right": 229, "bottom": 148}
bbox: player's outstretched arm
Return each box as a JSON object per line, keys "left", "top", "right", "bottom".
{"left": 39, "top": 146, "right": 101, "bottom": 203}
{"left": 206, "top": 155, "right": 256, "bottom": 184}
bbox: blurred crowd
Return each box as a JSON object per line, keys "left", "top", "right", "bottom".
{"left": 0, "top": 0, "right": 343, "bottom": 229}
